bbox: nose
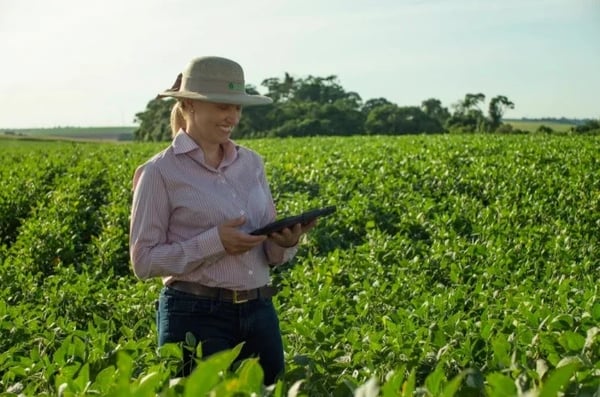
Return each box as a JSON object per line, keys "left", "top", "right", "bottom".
{"left": 225, "top": 105, "right": 241, "bottom": 125}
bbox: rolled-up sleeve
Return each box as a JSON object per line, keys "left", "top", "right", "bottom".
{"left": 129, "top": 164, "right": 225, "bottom": 280}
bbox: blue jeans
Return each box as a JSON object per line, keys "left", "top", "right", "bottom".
{"left": 156, "top": 286, "right": 284, "bottom": 385}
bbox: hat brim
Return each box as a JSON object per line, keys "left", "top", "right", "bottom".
{"left": 157, "top": 90, "right": 272, "bottom": 106}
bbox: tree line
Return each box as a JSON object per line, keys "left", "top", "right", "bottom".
{"left": 132, "top": 73, "right": 579, "bottom": 141}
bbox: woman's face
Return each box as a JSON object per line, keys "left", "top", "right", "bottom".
{"left": 187, "top": 100, "right": 242, "bottom": 146}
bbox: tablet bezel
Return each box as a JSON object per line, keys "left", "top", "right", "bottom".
{"left": 249, "top": 206, "right": 336, "bottom": 236}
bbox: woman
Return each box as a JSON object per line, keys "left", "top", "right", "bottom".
{"left": 129, "top": 56, "right": 315, "bottom": 384}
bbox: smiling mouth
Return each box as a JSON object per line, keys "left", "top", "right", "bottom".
{"left": 219, "top": 125, "right": 234, "bottom": 133}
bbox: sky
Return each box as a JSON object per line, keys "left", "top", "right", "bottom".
{"left": 0, "top": 0, "right": 599, "bottom": 128}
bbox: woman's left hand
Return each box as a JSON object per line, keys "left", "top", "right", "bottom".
{"left": 269, "top": 219, "right": 317, "bottom": 248}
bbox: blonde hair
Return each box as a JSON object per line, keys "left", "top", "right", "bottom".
{"left": 170, "top": 101, "right": 186, "bottom": 137}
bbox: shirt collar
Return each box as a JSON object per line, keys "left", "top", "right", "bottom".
{"left": 172, "top": 128, "right": 239, "bottom": 168}
{"left": 172, "top": 129, "right": 198, "bottom": 155}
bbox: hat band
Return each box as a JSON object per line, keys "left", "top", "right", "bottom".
{"left": 182, "top": 76, "right": 245, "bottom": 95}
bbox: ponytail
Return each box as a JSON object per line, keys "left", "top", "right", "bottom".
{"left": 170, "top": 101, "right": 186, "bottom": 138}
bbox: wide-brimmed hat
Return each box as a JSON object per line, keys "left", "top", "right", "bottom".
{"left": 157, "top": 56, "right": 272, "bottom": 106}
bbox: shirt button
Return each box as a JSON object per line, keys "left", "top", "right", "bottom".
{"left": 248, "top": 270, "right": 253, "bottom": 275}
{"left": 240, "top": 210, "right": 245, "bottom": 215}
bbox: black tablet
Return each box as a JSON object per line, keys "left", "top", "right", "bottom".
{"left": 250, "top": 206, "right": 336, "bottom": 236}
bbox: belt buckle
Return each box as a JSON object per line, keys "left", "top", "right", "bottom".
{"left": 232, "top": 290, "right": 248, "bottom": 304}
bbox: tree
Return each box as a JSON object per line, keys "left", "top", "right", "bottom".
{"left": 234, "top": 85, "right": 273, "bottom": 138}
{"left": 365, "top": 104, "right": 444, "bottom": 135}
{"left": 256, "top": 74, "right": 365, "bottom": 137}
{"left": 488, "top": 95, "right": 515, "bottom": 131}
{"left": 261, "top": 73, "right": 295, "bottom": 103}
{"left": 134, "top": 98, "right": 174, "bottom": 141}
{"left": 135, "top": 72, "right": 472, "bottom": 140}
{"left": 573, "top": 119, "right": 600, "bottom": 134}
{"left": 421, "top": 98, "right": 450, "bottom": 126}
{"left": 362, "top": 98, "right": 392, "bottom": 114}
{"left": 446, "top": 93, "right": 516, "bottom": 133}
{"left": 446, "top": 93, "right": 488, "bottom": 133}
{"left": 318, "top": 99, "right": 365, "bottom": 136}
{"left": 291, "top": 75, "right": 337, "bottom": 103}
{"left": 461, "top": 93, "right": 486, "bottom": 113}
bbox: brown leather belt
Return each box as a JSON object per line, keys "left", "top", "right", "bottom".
{"left": 169, "top": 281, "right": 277, "bottom": 304}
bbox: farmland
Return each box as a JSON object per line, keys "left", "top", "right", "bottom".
{"left": 0, "top": 126, "right": 135, "bottom": 141}
{"left": 503, "top": 120, "right": 575, "bottom": 133}
{"left": 0, "top": 134, "right": 599, "bottom": 396}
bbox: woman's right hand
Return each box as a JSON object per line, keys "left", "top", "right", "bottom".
{"left": 218, "top": 216, "right": 267, "bottom": 255}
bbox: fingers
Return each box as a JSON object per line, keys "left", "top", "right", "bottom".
{"left": 301, "top": 218, "right": 318, "bottom": 233}
{"left": 224, "top": 234, "right": 267, "bottom": 255}
{"left": 236, "top": 233, "right": 267, "bottom": 245}
{"left": 218, "top": 216, "right": 267, "bottom": 255}
{"left": 220, "top": 216, "right": 319, "bottom": 253}
{"left": 269, "top": 223, "right": 302, "bottom": 247}
{"left": 280, "top": 223, "right": 301, "bottom": 238}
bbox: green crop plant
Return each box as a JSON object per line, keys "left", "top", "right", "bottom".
{"left": 0, "top": 134, "right": 598, "bottom": 396}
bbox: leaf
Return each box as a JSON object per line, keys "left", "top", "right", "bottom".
{"left": 402, "top": 368, "right": 416, "bottom": 396}
{"left": 584, "top": 327, "right": 599, "bottom": 352}
{"left": 555, "top": 355, "right": 582, "bottom": 368}
{"left": 287, "top": 380, "right": 304, "bottom": 397}
{"left": 485, "top": 373, "right": 517, "bottom": 397}
{"left": 549, "top": 314, "right": 574, "bottom": 331}
{"left": 116, "top": 351, "right": 134, "bottom": 379}
{"left": 73, "top": 363, "right": 90, "bottom": 392}
{"left": 184, "top": 332, "right": 197, "bottom": 352}
{"left": 381, "top": 369, "right": 405, "bottom": 397}
{"left": 235, "top": 358, "right": 264, "bottom": 392}
{"left": 354, "top": 377, "right": 379, "bottom": 397}
{"left": 491, "top": 335, "right": 511, "bottom": 368}
{"left": 91, "top": 366, "right": 116, "bottom": 392}
{"left": 558, "top": 331, "right": 585, "bottom": 352}
{"left": 424, "top": 362, "right": 445, "bottom": 395}
{"left": 270, "top": 380, "right": 285, "bottom": 397}
{"left": 133, "top": 371, "right": 162, "bottom": 396}
{"left": 536, "top": 359, "right": 549, "bottom": 379}
{"left": 591, "top": 304, "right": 600, "bottom": 321}
{"left": 539, "top": 362, "right": 578, "bottom": 397}
{"left": 183, "top": 343, "right": 243, "bottom": 397}
{"left": 157, "top": 342, "right": 183, "bottom": 360}
{"left": 440, "top": 370, "right": 467, "bottom": 397}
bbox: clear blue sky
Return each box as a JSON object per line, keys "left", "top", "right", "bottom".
{"left": 1, "top": 0, "right": 598, "bottom": 128}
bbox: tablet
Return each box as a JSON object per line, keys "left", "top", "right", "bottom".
{"left": 250, "top": 206, "right": 336, "bottom": 236}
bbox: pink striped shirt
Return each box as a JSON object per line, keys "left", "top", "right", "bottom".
{"left": 129, "top": 130, "right": 297, "bottom": 290}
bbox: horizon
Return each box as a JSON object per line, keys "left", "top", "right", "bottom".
{"left": 1, "top": 114, "right": 596, "bottom": 133}
{"left": 1, "top": 0, "right": 599, "bottom": 129}
{"left": 1, "top": 116, "right": 591, "bottom": 133}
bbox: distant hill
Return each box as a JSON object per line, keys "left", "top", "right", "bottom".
{"left": 1, "top": 126, "right": 136, "bottom": 141}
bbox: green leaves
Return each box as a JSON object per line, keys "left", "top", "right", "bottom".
{"left": 538, "top": 361, "right": 579, "bottom": 397}
{"left": 486, "top": 373, "right": 517, "bottom": 396}
{"left": 1, "top": 135, "right": 599, "bottom": 395}
{"left": 183, "top": 343, "right": 244, "bottom": 397}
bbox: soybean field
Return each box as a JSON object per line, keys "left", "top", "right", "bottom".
{"left": 0, "top": 134, "right": 598, "bottom": 396}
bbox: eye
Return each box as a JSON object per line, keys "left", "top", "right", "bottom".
{"left": 217, "top": 104, "right": 242, "bottom": 112}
